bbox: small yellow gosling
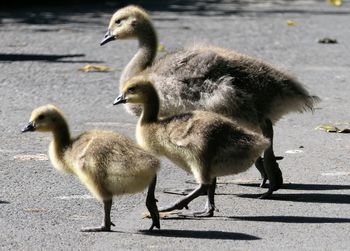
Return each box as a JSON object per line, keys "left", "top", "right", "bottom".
{"left": 22, "top": 104, "right": 160, "bottom": 231}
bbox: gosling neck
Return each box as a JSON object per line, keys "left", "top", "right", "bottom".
{"left": 140, "top": 95, "right": 160, "bottom": 124}
{"left": 120, "top": 24, "right": 158, "bottom": 85}
{"left": 51, "top": 119, "right": 71, "bottom": 157}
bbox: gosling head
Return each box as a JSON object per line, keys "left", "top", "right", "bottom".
{"left": 100, "top": 5, "right": 152, "bottom": 46}
{"left": 22, "top": 104, "right": 64, "bottom": 133}
{"left": 113, "top": 76, "right": 157, "bottom": 105}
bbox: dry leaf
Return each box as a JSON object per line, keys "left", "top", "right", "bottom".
{"left": 315, "top": 125, "right": 350, "bottom": 133}
{"left": 316, "top": 125, "right": 339, "bottom": 132}
{"left": 79, "top": 64, "right": 111, "bottom": 72}
{"left": 328, "top": 0, "right": 342, "bottom": 7}
{"left": 287, "top": 20, "right": 295, "bottom": 26}
{"left": 285, "top": 149, "right": 303, "bottom": 154}
{"left": 14, "top": 154, "right": 48, "bottom": 161}
{"left": 157, "top": 44, "right": 165, "bottom": 52}
{"left": 318, "top": 37, "right": 338, "bottom": 44}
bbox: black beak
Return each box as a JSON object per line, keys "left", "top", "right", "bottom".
{"left": 22, "top": 121, "right": 36, "bottom": 133}
{"left": 113, "top": 93, "right": 127, "bottom": 105}
{"left": 100, "top": 30, "right": 116, "bottom": 46}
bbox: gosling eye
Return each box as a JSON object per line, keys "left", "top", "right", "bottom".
{"left": 115, "top": 19, "right": 122, "bottom": 25}
{"left": 38, "top": 115, "right": 45, "bottom": 120}
{"left": 128, "top": 87, "right": 136, "bottom": 94}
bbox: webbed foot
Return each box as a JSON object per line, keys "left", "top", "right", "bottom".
{"left": 146, "top": 198, "right": 160, "bottom": 231}
{"left": 259, "top": 189, "right": 273, "bottom": 199}
{"left": 80, "top": 222, "right": 115, "bottom": 232}
{"left": 177, "top": 206, "right": 216, "bottom": 218}
{"left": 159, "top": 183, "right": 210, "bottom": 213}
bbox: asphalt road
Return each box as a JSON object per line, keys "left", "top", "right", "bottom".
{"left": 1, "top": 1, "right": 350, "bottom": 250}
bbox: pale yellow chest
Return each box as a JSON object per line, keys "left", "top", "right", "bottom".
{"left": 136, "top": 122, "right": 159, "bottom": 154}
{"left": 48, "top": 142, "right": 74, "bottom": 174}
{"left": 136, "top": 122, "right": 193, "bottom": 173}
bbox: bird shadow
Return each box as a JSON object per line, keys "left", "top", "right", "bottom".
{"left": 160, "top": 214, "right": 350, "bottom": 224}
{"left": 138, "top": 229, "right": 260, "bottom": 240}
{"left": 0, "top": 53, "right": 102, "bottom": 63}
{"left": 228, "top": 215, "right": 350, "bottom": 224}
{"left": 162, "top": 188, "right": 231, "bottom": 196}
{"left": 138, "top": 0, "right": 350, "bottom": 17}
{"left": 237, "top": 182, "right": 350, "bottom": 191}
{"left": 163, "top": 182, "right": 350, "bottom": 197}
{"left": 237, "top": 193, "right": 350, "bottom": 204}
{"left": 160, "top": 214, "right": 224, "bottom": 221}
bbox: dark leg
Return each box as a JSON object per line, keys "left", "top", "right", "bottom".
{"left": 189, "top": 177, "right": 217, "bottom": 217}
{"left": 146, "top": 175, "right": 160, "bottom": 231}
{"left": 159, "top": 183, "right": 210, "bottom": 212}
{"left": 255, "top": 156, "right": 267, "bottom": 187}
{"left": 259, "top": 118, "right": 283, "bottom": 199}
{"left": 81, "top": 199, "right": 114, "bottom": 232}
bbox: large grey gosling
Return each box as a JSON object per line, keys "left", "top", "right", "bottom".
{"left": 101, "top": 5, "right": 320, "bottom": 198}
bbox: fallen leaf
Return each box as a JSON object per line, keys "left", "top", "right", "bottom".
{"left": 79, "top": 64, "right": 111, "bottom": 72}
{"left": 287, "top": 20, "right": 295, "bottom": 26}
{"left": 14, "top": 154, "right": 48, "bottom": 161}
{"left": 315, "top": 125, "right": 350, "bottom": 133}
{"left": 328, "top": 0, "right": 342, "bottom": 7}
{"left": 157, "top": 44, "right": 166, "bottom": 52}
{"left": 318, "top": 37, "right": 338, "bottom": 44}
{"left": 315, "top": 125, "right": 339, "bottom": 132}
{"left": 285, "top": 149, "right": 303, "bottom": 154}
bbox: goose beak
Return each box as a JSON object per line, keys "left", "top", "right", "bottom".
{"left": 113, "top": 93, "right": 127, "bottom": 105}
{"left": 100, "top": 30, "right": 115, "bottom": 46}
{"left": 22, "top": 121, "right": 36, "bottom": 133}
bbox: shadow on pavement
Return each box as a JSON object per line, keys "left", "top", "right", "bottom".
{"left": 237, "top": 183, "right": 350, "bottom": 191}
{"left": 1, "top": 0, "right": 350, "bottom": 26}
{"left": 229, "top": 215, "right": 350, "bottom": 224}
{"left": 237, "top": 193, "right": 350, "bottom": 204}
{"left": 162, "top": 187, "right": 231, "bottom": 196}
{"left": 0, "top": 53, "right": 102, "bottom": 63}
{"left": 167, "top": 183, "right": 350, "bottom": 198}
{"left": 139, "top": 229, "right": 260, "bottom": 240}
{"left": 0, "top": 200, "right": 10, "bottom": 204}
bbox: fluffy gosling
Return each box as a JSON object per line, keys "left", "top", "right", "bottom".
{"left": 22, "top": 104, "right": 160, "bottom": 231}
{"left": 113, "top": 77, "right": 269, "bottom": 217}
{"left": 101, "top": 5, "right": 320, "bottom": 198}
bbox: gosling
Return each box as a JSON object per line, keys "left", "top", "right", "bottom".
{"left": 113, "top": 77, "right": 269, "bottom": 217}
{"left": 22, "top": 104, "right": 160, "bottom": 231}
{"left": 101, "top": 5, "right": 320, "bottom": 198}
